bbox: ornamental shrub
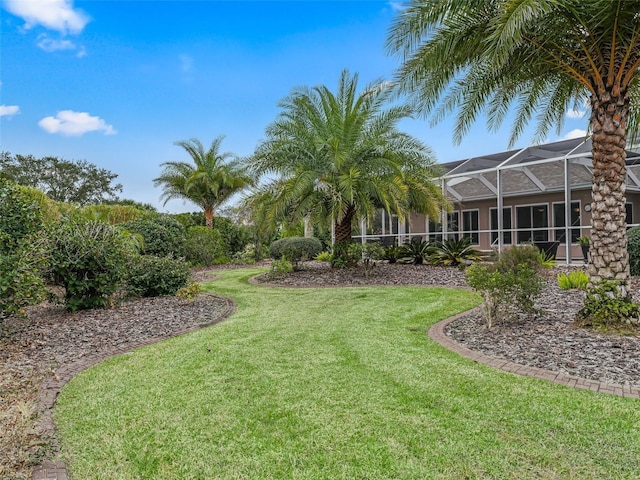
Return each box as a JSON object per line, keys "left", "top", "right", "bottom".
{"left": 269, "top": 237, "right": 322, "bottom": 266}
{"left": 576, "top": 280, "right": 640, "bottom": 329}
{"left": 212, "top": 216, "right": 250, "bottom": 256}
{"left": 495, "top": 244, "right": 550, "bottom": 273}
{"left": 49, "top": 219, "right": 135, "bottom": 311}
{"left": 627, "top": 225, "right": 640, "bottom": 276}
{"left": 121, "top": 216, "right": 186, "bottom": 258}
{"left": 466, "top": 262, "right": 544, "bottom": 329}
{"left": 184, "top": 226, "right": 227, "bottom": 266}
{"left": 0, "top": 179, "right": 52, "bottom": 319}
{"left": 557, "top": 270, "right": 589, "bottom": 290}
{"left": 126, "top": 255, "right": 190, "bottom": 297}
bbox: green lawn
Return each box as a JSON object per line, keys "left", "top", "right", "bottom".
{"left": 55, "top": 268, "right": 640, "bottom": 479}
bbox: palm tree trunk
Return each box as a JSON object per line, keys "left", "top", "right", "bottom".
{"left": 204, "top": 208, "right": 214, "bottom": 228}
{"left": 334, "top": 205, "right": 355, "bottom": 243}
{"left": 588, "top": 90, "right": 631, "bottom": 296}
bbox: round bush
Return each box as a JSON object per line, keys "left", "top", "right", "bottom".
{"left": 185, "top": 226, "right": 227, "bottom": 266}
{"left": 49, "top": 219, "right": 134, "bottom": 311}
{"left": 126, "top": 255, "right": 190, "bottom": 297}
{"left": 121, "top": 216, "right": 186, "bottom": 258}
{"left": 269, "top": 237, "right": 323, "bottom": 263}
{"left": 628, "top": 225, "right": 640, "bottom": 276}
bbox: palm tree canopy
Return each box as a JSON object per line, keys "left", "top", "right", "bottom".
{"left": 387, "top": 0, "right": 640, "bottom": 296}
{"left": 154, "top": 137, "right": 252, "bottom": 225}
{"left": 249, "top": 69, "right": 445, "bottom": 241}
{"left": 387, "top": 0, "right": 640, "bottom": 146}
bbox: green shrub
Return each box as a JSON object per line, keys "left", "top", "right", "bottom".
{"left": 176, "top": 280, "right": 202, "bottom": 303}
{"left": 267, "top": 257, "right": 293, "bottom": 279}
{"left": 496, "top": 244, "right": 552, "bottom": 273}
{"left": 557, "top": 270, "right": 589, "bottom": 290}
{"left": 0, "top": 179, "right": 51, "bottom": 319}
{"left": 628, "top": 225, "right": 640, "bottom": 276}
{"left": 400, "top": 241, "right": 434, "bottom": 265}
{"left": 185, "top": 226, "right": 227, "bottom": 266}
{"left": 79, "top": 204, "right": 152, "bottom": 225}
{"left": 212, "top": 216, "right": 251, "bottom": 256}
{"left": 121, "top": 216, "right": 186, "bottom": 258}
{"left": 432, "top": 237, "right": 482, "bottom": 267}
{"left": 348, "top": 243, "right": 384, "bottom": 277}
{"left": 576, "top": 280, "right": 640, "bottom": 330}
{"left": 315, "top": 251, "right": 333, "bottom": 262}
{"left": 49, "top": 219, "right": 134, "bottom": 311}
{"left": 269, "top": 237, "right": 323, "bottom": 266}
{"left": 466, "top": 263, "right": 544, "bottom": 329}
{"left": 126, "top": 255, "right": 190, "bottom": 297}
{"left": 382, "top": 245, "right": 402, "bottom": 264}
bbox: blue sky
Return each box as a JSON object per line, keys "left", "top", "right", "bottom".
{"left": 0, "top": 0, "right": 589, "bottom": 213}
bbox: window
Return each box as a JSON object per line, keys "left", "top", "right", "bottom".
{"left": 462, "top": 210, "right": 479, "bottom": 244}
{"left": 516, "top": 205, "right": 548, "bottom": 243}
{"left": 490, "top": 207, "right": 512, "bottom": 245}
{"left": 626, "top": 203, "right": 634, "bottom": 227}
{"left": 553, "top": 201, "right": 580, "bottom": 243}
{"left": 447, "top": 212, "right": 459, "bottom": 241}
{"left": 429, "top": 212, "right": 459, "bottom": 242}
{"left": 427, "top": 217, "right": 442, "bottom": 242}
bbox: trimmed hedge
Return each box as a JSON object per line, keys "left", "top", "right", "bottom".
{"left": 126, "top": 255, "right": 190, "bottom": 297}
{"left": 269, "top": 237, "right": 322, "bottom": 264}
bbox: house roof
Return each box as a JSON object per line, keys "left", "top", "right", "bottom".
{"left": 440, "top": 137, "right": 640, "bottom": 201}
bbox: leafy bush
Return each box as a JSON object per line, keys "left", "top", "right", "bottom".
{"left": 315, "top": 251, "right": 333, "bottom": 263}
{"left": 348, "top": 243, "right": 384, "bottom": 277}
{"left": 49, "top": 219, "right": 135, "bottom": 311}
{"left": 495, "top": 244, "right": 552, "bottom": 273}
{"left": 212, "top": 216, "right": 251, "bottom": 256}
{"left": 432, "top": 237, "right": 481, "bottom": 267}
{"left": 557, "top": 270, "right": 589, "bottom": 290}
{"left": 267, "top": 257, "right": 293, "bottom": 279}
{"left": 184, "top": 226, "right": 227, "bottom": 266}
{"left": 0, "top": 179, "right": 51, "bottom": 319}
{"left": 575, "top": 280, "right": 640, "bottom": 330}
{"left": 121, "top": 216, "right": 186, "bottom": 258}
{"left": 79, "top": 204, "right": 153, "bottom": 225}
{"left": 176, "top": 280, "right": 202, "bottom": 303}
{"left": 628, "top": 225, "right": 640, "bottom": 276}
{"left": 400, "top": 241, "right": 434, "bottom": 265}
{"left": 126, "top": 255, "right": 190, "bottom": 297}
{"left": 269, "top": 237, "right": 323, "bottom": 266}
{"left": 382, "top": 245, "right": 402, "bottom": 264}
{"left": 466, "top": 263, "right": 544, "bottom": 328}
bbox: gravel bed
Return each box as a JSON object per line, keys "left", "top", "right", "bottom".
{"left": 263, "top": 261, "right": 640, "bottom": 387}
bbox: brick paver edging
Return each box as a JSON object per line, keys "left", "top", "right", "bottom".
{"left": 429, "top": 308, "right": 640, "bottom": 399}
{"left": 31, "top": 293, "right": 237, "bottom": 480}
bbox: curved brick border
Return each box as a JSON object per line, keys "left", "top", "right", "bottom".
{"left": 429, "top": 308, "right": 640, "bottom": 399}
{"left": 31, "top": 293, "right": 236, "bottom": 480}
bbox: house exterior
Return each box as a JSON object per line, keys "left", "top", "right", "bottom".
{"left": 356, "top": 137, "right": 640, "bottom": 263}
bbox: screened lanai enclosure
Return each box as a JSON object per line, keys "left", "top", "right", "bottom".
{"left": 352, "top": 137, "right": 640, "bottom": 264}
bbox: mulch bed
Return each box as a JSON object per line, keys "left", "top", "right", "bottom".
{"left": 2, "top": 261, "right": 639, "bottom": 478}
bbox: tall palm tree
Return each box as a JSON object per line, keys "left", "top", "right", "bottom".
{"left": 387, "top": 0, "right": 640, "bottom": 296}
{"left": 154, "top": 137, "right": 252, "bottom": 228}
{"left": 249, "top": 69, "right": 445, "bottom": 263}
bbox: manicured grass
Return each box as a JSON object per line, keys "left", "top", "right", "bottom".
{"left": 56, "top": 268, "right": 640, "bottom": 479}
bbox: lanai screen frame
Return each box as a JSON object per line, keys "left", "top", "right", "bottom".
{"left": 353, "top": 137, "right": 640, "bottom": 264}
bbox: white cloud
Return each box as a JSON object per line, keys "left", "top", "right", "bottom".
{"left": 566, "top": 108, "right": 586, "bottom": 119}
{"left": 38, "top": 110, "right": 116, "bottom": 136}
{"left": 0, "top": 105, "right": 20, "bottom": 117}
{"left": 388, "top": 1, "right": 407, "bottom": 13}
{"left": 37, "top": 35, "right": 76, "bottom": 52}
{"left": 563, "top": 128, "right": 588, "bottom": 140}
{"left": 3, "top": 0, "right": 90, "bottom": 35}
